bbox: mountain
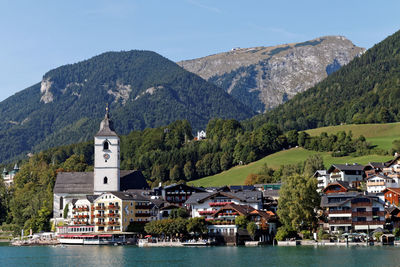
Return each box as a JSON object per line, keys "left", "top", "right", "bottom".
{"left": 247, "top": 29, "right": 400, "bottom": 131}
{"left": 0, "top": 50, "right": 255, "bottom": 163}
{"left": 179, "top": 36, "right": 364, "bottom": 113}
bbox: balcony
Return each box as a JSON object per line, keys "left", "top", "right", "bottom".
{"left": 353, "top": 221, "right": 384, "bottom": 225}
{"left": 95, "top": 222, "right": 106, "bottom": 226}
{"left": 136, "top": 213, "right": 151, "bottom": 217}
{"left": 198, "top": 210, "right": 215, "bottom": 215}
{"left": 209, "top": 202, "right": 233, "bottom": 207}
{"left": 351, "top": 202, "right": 372, "bottom": 207}
{"left": 352, "top": 211, "right": 372, "bottom": 216}
{"left": 329, "top": 219, "right": 352, "bottom": 225}
{"left": 208, "top": 220, "right": 234, "bottom": 225}
{"left": 218, "top": 212, "right": 239, "bottom": 216}
{"left": 96, "top": 214, "right": 105, "bottom": 218}
{"left": 107, "top": 213, "right": 120, "bottom": 218}
{"left": 95, "top": 206, "right": 105, "bottom": 210}
{"left": 367, "top": 182, "right": 385, "bottom": 186}
{"left": 372, "top": 211, "right": 385, "bottom": 217}
{"left": 108, "top": 221, "right": 120, "bottom": 226}
{"left": 328, "top": 210, "right": 352, "bottom": 214}
{"left": 107, "top": 205, "right": 120, "bottom": 210}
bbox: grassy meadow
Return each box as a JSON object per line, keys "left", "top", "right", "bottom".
{"left": 190, "top": 123, "right": 400, "bottom": 187}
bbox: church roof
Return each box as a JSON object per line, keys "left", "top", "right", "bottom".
{"left": 96, "top": 107, "right": 118, "bottom": 137}
{"left": 54, "top": 170, "right": 150, "bottom": 194}
{"left": 54, "top": 172, "right": 94, "bottom": 194}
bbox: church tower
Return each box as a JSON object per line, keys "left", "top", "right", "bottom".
{"left": 94, "top": 106, "right": 120, "bottom": 194}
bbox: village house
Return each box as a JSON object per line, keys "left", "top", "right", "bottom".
{"left": 320, "top": 192, "right": 386, "bottom": 233}
{"left": 152, "top": 183, "right": 205, "bottom": 207}
{"left": 383, "top": 187, "right": 400, "bottom": 207}
{"left": 366, "top": 174, "right": 399, "bottom": 193}
{"left": 208, "top": 203, "right": 277, "bottom": 244}
{"left": 364, "top": 162, "right": 387, "bottom": 178}
{"left": 327, "top": 163, "right": 365, "bottom": 188}
{"left": 322, "top": 181, "right": 350, "bottom": 194}
{"left": 2, "top": 164, "right": 19, "bottom": 187}
{"left": 185, "top": 190, "right": 263, "bottom": 220}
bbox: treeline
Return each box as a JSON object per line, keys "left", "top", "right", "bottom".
{"left": 247, "top": 29, "right": 400, "bottom": 132}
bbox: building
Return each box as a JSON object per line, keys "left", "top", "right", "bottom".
{"left": 2, "top": 164, "right": 19, "bottom": 187}
{"left": 383, "top": 187, "right": 400, "bottom": 207}
{"left": 53, "top": 107, "right": 149, "bottom": 220}
{"left": 327, "top": 164, "right": 365, "bottom": 187}
{"left": 364, "top": 162, "right": 386, "bottom": 178}
{"left": 322, "top": 181, "right": 350, "bottom": 194}
{"left": 159, "top": 183, "right": 205, "bottom": 207}
{"left": 93, "top": 192, "right": 156, "bottom": 233}
{"left": 366, "top": 174, "right": 398, "bottom": 193}
{"left": 313, "top": 170, "right": 329, "bottom": 192}
{"left": 185, "top": 190, "right": 263, "bottom": 220}
{"left": 196, "top": 130, "right": 206, "bottom": 140}
{"left": 321, "top": 192, "right": 385, "bottom": 233}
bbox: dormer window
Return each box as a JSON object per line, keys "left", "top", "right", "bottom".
{"left": 103, "top": 141, "right": 109, "bottom": 150}
{"left": 104, "top": 177, "right": 108, "bottom": 184}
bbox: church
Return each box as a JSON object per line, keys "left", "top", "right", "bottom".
{"left": 53, "top": 107, "right": 149, "bottom": 219}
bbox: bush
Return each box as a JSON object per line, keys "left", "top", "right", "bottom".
{"left": 374, "top": 232, "right": 383, "bottom": 241}
{"left": 393, "top": 228, "right": 400, "bottom": 237}
{"left": 275, "top": 226, "right": 297, "bottom": 241}
{"left": 300, "top": 230, "right": 311, "bottom": 240}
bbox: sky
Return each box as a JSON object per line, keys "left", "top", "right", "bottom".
{"left": 0, "top": 0, "right": 399, "bottom": 101}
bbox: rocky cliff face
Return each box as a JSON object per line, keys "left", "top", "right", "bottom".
{"left": 179, "top": 36, "right": 365, "bottom": 112}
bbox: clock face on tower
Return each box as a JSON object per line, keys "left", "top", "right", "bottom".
{"left": 103, "top": 153, "right": 110, "bottom": 160}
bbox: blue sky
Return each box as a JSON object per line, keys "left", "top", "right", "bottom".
{"left": 0, "top": 0, "right": 399, "bottom": 101}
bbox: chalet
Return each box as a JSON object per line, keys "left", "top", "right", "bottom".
{"left": 382, "top": 155, "right": 400, "bottom": 179}
{"left": 383, "top": 187, "right": 400, "bottom": 207}
{"left": 385, "top": 206, "right": 400, "bottom": 228}
{"left": 366, "top": 174, "right": 398, "bottom": 193}
{"left": 185, "top": 190, "right": 263, "bottom": 220}
{"left": 320, "top": 192, "right": 385, "bottom": 233}
{"left": 364, "top": 162, "right": 386, "bottom": 178}
{"left": 160, "top": 183, "right": 205, "bottom": 206}
{"left": 208, "top": 204, "right": 277, "bottom": 243}
{"left": 327, "top": 163, "right": 365, "bottom": 187}
{"left": 322, "top": 181, "right": 350, "bottom": 194}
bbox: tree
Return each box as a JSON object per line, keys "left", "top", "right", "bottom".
{"left": 303, "top": 154, "right": 325, "bottom": 177}
{"left": 277, "top": 174, "right": 320, "bottom": 232}
{"left": 235, "top": 215, "right": 248, "bottom": 229}
{"left": 187, "top": 217, "right": 208, "bottom": 236}
{"left": 127, "top": 221, "right": 145, "bottom": 233}
{"left": 169, "top": 165, "right": 181, "bottom": 181}
{"left": 183, "top": 161, "right": 195, "bottom": 180}
{"left": 169, "top": 208, "right": 189, "bottom": 219}
{"left": 247, "top": 222, "right": 257, "bottom": 240}
{"left": 220, "top": 152, "right": 232, "bottom": 171}
{"left": 63, "top": 204, "right": 69, "bottom": 219}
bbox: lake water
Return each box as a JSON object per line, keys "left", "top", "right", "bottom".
{"left": 1, "top": 243, "right": 399, "bottom": 267}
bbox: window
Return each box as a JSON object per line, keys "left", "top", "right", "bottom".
{"left": 104, "top": 177, "right": 108, "bottom": 184}
{"left": 103, "top": 141, "right": 109, "bottom": 150}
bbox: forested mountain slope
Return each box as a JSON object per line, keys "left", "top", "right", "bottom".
{"left": 247, "top": 30, "right": 400, "bottom": 131}
{"left": 0, "top": 50, "right": 255, "bottom": 163}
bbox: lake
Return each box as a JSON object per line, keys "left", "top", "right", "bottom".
{"left": 0, "top": 243, "right": 399, "bottom": 267}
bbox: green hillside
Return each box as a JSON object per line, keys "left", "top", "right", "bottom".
{"left": 191, "top": 122, "right": 399, "bottom": 187}
{"left": 305, "top": 122, "right": 400, "bottom": 150}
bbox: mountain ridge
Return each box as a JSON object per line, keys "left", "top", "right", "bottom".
{"left": 179, "top": 36, "right": 365, "bottom": 112}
